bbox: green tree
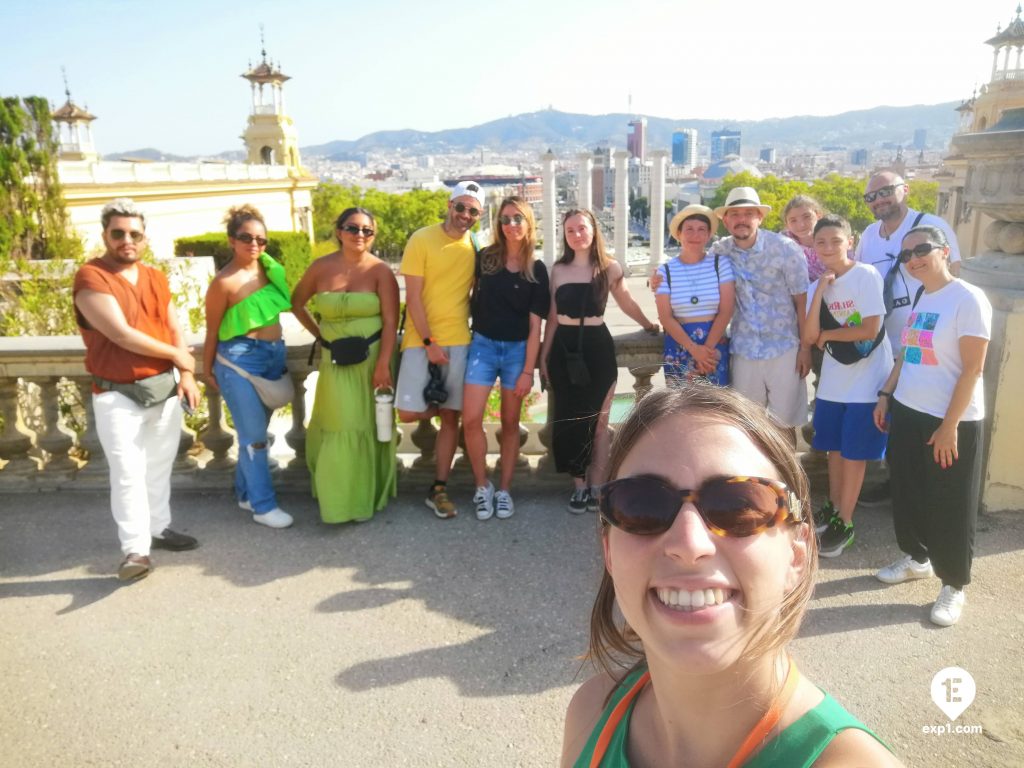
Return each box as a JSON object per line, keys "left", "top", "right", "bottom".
{"left": 312, "top": 183, "right": 450, "bottom": 263}
{"left": 0, "top": 96, "right": 80, "bottom": 260}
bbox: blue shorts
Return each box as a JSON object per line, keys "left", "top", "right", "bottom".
{"left": 812, "top": 399, "right": 887, "bottom": 461}
{"left": 465, "top": 333, "right": 527, "bottom": 389}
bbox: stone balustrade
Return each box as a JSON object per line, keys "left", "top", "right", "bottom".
{"left": 0, "top": 331, "right": 664, "bottom": 492}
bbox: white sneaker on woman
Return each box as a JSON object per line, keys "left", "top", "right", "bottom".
{"left": 930, "top": 585, "right": 965, "bottom": 627}
{"left": 876, "top": 555, "right": 933, "bottom": 584}
{"left": 495, "top": 490, "right": 514, "bottom": 519}
{"left": 253, "top": 508, "right": 293, "bottom": 529}
{"left": 474, "top": 482, "right": 495, "bottom": 521}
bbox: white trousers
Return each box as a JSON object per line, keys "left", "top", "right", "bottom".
{"left": 93, "top": 390, "right": 181, "bottom": 556}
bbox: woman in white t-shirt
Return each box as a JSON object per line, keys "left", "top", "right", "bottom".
{"left": 654, "top": 204, "right": 735, "bottom": 385}
{"left": 872, "top": 226, "right": 992, "bottom": 627}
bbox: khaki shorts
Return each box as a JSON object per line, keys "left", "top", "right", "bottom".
{"left": 731, "top": 348, "right": 809, "bottom": 428}
{"left": 396, "top": 345, "right": 468, "bottom": 413}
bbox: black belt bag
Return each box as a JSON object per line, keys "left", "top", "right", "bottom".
{"left": 328, "top": 330, "right": 382, "bottom": 366}
{"left": 93, "top": 369, "right": 177, "bottom": 408}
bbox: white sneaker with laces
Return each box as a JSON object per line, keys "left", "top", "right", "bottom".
{"left": 495, "top": 490, "right": 514, "bottom": 519}
{"left": 930, "top": 585, "right": 965, "bottom": 627}
{"left": 474, "top": 482, "right": 495, "bottom": 521}
{"left": 876, "top": 555, "right": 934, "bottom": 584}
{"left": 253, "top": 508, "right": 293, "bottom": 529}
{"left": 238, "top": 499, "right": 253, "bottom": 512}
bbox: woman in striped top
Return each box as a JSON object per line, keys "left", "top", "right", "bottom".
{"left": 655, "top": 204, "right": 735, "bottom": 386}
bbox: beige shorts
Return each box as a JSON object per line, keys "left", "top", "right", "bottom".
{"left": 731, "top": 348, "right": 809, "bottom": 428}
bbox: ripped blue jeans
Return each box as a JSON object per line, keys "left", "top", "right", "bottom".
{"left": 215, "top": 337, "right": 286, "bottom": 514}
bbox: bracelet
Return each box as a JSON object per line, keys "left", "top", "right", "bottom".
{"left": 877, "top": 390, "right": 893, "bottom": 399}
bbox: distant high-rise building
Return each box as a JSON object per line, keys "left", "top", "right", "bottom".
{"left": 913, "top": 128, "right": 928, "bottom": 150}
{"left": 672, "top": 129, "right": 697, "bottom": 168}
{"left": 711, "top": 129, "right": 741, "bottom": 161}
{"left": 759, "top": 147, "right": 776, "bottom": 164}
{"left": 850, "top": 148, "right": 868, "bottom": 166}
{"left": 627, "top": 118, "right": 647, "bottom": 162}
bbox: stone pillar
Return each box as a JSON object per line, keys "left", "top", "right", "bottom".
{"left": 577, "top": 152, "right": 593, "bottom": 211}
{"left": 0, "top": 378, "right": 36, "bottom": 477}
{"left": 35, "top": 376, "right": 76, "bottom": 474}
{"left": 541, "top": 150, "right": 557, "bottom": 267}
{"left": 649, "top": 150, "right": 668, "bottom": 270}
{"left": 613, "top": 150, "right": 629, "bottom": 273}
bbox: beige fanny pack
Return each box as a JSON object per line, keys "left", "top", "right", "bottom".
{"left": 215, "top": 355, "right": 295, "bottom": 410}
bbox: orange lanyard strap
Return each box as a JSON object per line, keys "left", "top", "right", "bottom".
{"left": 725, "top": 659, "right": 800, "bottom": 768}
{"left": 589, "top": 669, "right": 651, "bottom": 768}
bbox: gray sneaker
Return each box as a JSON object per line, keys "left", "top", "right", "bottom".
{"left": 494, "top": 490, "right": 514, "bottom": 519}
{"left": 474, "top": 482, "right": 495, "bottom": 521}
{"left": 568, "top": 487, "right": 588, "bottom": 515}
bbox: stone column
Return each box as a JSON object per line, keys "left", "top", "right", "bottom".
{"left": 0, "top": 378, "right": 36, "bottom": 477}
{"left": 613, "top": 150, "right": 629, "bottom": 273}
{"left": 577, "top": 152, "right": 593, "bottom": 211}
{"left": 541, "top": 150, "right": 557, "bottom": 267}
{"left": 649, "top": 149, "right": 668, "bottom": 270}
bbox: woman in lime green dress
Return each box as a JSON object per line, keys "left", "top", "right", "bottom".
{"left": 291, "top": 208, "right": 399, "bottom": 522}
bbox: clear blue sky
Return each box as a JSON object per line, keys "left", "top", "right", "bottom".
{"left": 1, "top": 0, "right": 1016, "bottom": 156}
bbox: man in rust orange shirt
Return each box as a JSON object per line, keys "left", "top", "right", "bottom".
{"left": 74, "top": 199, "right": 201, "bottom": 581}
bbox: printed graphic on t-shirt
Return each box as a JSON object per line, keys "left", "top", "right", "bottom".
{"left": 901, "top": 312, "right": 939, "bottom": 365}
{"left": 828, "top": 299, "right": 874, "bottom": 358}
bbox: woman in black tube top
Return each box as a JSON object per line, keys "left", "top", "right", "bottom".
{"left": 540, "top": 208, "right": 659, "bottom": 515}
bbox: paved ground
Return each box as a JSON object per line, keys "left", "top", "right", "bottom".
{"left": 1, "top": 486, "right": 1022, "bottom": 768}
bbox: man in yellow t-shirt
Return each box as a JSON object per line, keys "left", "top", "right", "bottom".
{"left": 396, "top": 181, "right": 484, "bottom": 519}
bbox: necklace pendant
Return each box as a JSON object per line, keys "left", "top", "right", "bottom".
{"left": 690, "top": 295, "right": 699, "bottom": 305}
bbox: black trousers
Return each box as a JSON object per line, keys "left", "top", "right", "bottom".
{"left": 888, "top": 399, "right": 983, "bottom": 588}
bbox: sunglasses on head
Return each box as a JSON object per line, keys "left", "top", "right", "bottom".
{"left": 341, "top": 225, "right": 375, "bottom": 237}
{"left": 453, "top": 202, "right": 482, "bottom": 217}
{"left": 863, "top": 184, "right": 900, "bottom": 204}
{"left": 499, "top": 214, "right": 526, "bottom": 226}
{"left": 598, "top": 474, "right": 804, "bottom": 538}
{"left": 234, "top": 232, "right": 268, "bottom": 247}
{"left": 898, "top": 242, "right": 942, "bottom": 263}
{"left": 109, "top": 229, "right": 145, "bottom": 243}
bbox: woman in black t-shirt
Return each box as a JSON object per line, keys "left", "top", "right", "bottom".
{"left": 463, "top": 196, "right": 550, "bottom": 521}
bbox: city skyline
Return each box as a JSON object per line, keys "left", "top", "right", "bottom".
{"left": 1, "top": 0, "right": 1015, "bottom": 156}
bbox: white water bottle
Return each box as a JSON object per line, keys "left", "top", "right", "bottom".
{"left": 375, "top": 387, "right": 394, "bottom": 442}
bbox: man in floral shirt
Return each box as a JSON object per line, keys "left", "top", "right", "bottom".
{"left": 712, "top": 187, "right": 810, "bottom": 443}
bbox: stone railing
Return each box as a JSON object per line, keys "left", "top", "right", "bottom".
{"left": 0, "top": 331, "right": 664, "bottom": 493}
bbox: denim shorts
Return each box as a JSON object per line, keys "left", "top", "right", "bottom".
{"left": 465, "top": 333, "right": 527, "bottom": 389}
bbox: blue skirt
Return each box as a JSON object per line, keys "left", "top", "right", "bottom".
{"left": 663, "top": 319, "right": 730, "bottom": 386}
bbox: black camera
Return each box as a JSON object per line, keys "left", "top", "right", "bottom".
{"left": 423, "top": 363, "right": 448, "bottom": 406}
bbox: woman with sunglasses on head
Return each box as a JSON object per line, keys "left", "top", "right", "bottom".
{"left": 562, "top": 384, "right": 900, "bottom": 768}
{"left": 203, "top": 204, "right": 293, "bottom": 529}
{"left": 540, "top": 209, "right": 658, "bottom": 515}
{"left": 872, "top": 226, "right": 991, "bottom": 627}
{"left": 654, "top": 204, "right": 734, "bottom": 386}
{"left": 463, "top": 197, "right": 549, "bottom": 521}
{"left": 291, "top": 207, "right": 399, "bottom": 524}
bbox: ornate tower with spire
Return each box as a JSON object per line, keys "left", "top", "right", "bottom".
{"left": 241, "top": 28, "right": 302, "bottom": 170}
{"left": 51, "top": 69, "right": 98, "bottom": 162}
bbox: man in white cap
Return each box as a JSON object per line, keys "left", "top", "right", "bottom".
{"left": 712, "top": 186, "right": 811, "bottom": 443}
{"left": 396, "top": 181, "right": 485, "bottom": 518}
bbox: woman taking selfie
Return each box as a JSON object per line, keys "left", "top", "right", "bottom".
{"left": 562, "top": 385, "right": 900, "bottom": 767}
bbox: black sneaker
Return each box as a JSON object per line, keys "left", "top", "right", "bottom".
{"left": 151, "top": 528, "right": 199, "bottom": 551}
{"left": 858, "top": 480, "right": 890, "bottom": 508}
{"left": 568, "top": 487, "right": 588, "bottom": 515}
{"left": 586, "top": 486, "right": 600, "bottom": 514}
{"left": 818, "top": 518, "right": 855, "bottom": 558}
{"left": 813, "top": 501, "right": 837, "bottom": 534}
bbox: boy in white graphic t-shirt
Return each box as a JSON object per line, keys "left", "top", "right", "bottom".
{"left": 803, "top": 215, "right": 894, "bottom": 557}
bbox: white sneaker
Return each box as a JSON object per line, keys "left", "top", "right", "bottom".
{"left": 253, "top": 508, "right": 293, "bottom": 529}
{"left": 238, "top": 499, "right": 253, "bottom": 512}
{"left": 876, "top": 555, "right": 934, "bottom": 584}
{"left": 930, "top": 585, "right": 965, "bottom": 627}
{"left": 495, "top": 490, "right": 514, "bottom": 519}
{"left": 474, "top": 482, "right": 495, "bottom": 521}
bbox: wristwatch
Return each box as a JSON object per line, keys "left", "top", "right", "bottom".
{"left": 877, "top": 390, "right": 893, "bottom": 399}
{"left": 423, "top": 336, "right": 433, "bottom": 346}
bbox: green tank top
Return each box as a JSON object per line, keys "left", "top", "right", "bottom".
{"left": 573, "top": 665, "right": 892, "bottom": 767}
{"left": 218, "top": 252, "right": 292, "bottom": 341}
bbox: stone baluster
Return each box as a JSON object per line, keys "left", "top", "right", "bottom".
{"left": 409, "top": 419, "right": 437, "bottom": 472}
{"left": 72, "top": 377, "right": 107, "bottom": 477}
{"left": 199, "top": 391, "right": 236, "bottom": 470}
{"left": 34, "top": 376, "right": 77, "bottom": 474}
{"left": 281, "top": 370, "right": 308, "bottom": 482}
{"left": 0, "top": 377, "right": 37, "bottom": 477}
{"left": 536, "top": 400, "right": 555, "bottom": 473}
{"left": 629, "top": 363, "right": 661, "bottom": 401}
{"left": 174, "top": 410, "right": 198, "bottom": 474}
